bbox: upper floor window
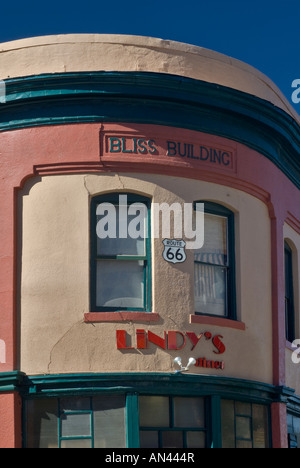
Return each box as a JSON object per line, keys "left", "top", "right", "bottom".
{"left": 194, "top": 202, "right": 236, "bottom": 319}
{"left": 285, "top": 241, "right": 295, "bottom": 343}
{"left": 90, "top": 193, "right": 151, "bottom": 312}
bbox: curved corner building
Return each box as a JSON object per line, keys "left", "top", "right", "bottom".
{"left": 0, "top": 34, "right": 299, "bottom": 449}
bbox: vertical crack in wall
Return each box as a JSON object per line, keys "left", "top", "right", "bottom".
{"left": 47, "top": 320, "right": 84, "bottom": 373}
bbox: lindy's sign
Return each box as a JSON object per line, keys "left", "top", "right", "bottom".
{"left": 116, "top": 329, "right": 225, "bottom": 353}
{"left": 116, "top": 329, "right": 226, "bottom": 370}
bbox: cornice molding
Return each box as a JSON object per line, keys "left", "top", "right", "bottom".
{"left": 0, "top": 71, "right": 300, "bottom": 188}
{"left": 14, "top": 372, "right": 294, "bottom": 405}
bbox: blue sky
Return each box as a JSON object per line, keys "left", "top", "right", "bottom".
{"left": 1, "top": 0, "right": 299, "bottom": 111}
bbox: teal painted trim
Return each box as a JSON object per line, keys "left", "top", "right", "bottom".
{"left": 0, "top": 72, "right": 300, "bottom": 189}
{"left": 126, "top": 393, "right": 140, "bottom": 448}
{"left": 287, "top": 394, "right": 300, "bottom": 418}
{"left": 0, "top": 371, "right": 26, "bottom": 392}
{"left": 211, "top": 395, "right": 222, "bottom": 448}
{"left": 19, "top": 372, "right": 294, "bottom": 406}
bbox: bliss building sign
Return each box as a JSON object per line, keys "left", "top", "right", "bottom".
{"left": 100, "top": 128, "right": 237, "bottom": 174}
{"left": 107, "top": 136, "right": 232, "bottom": 167}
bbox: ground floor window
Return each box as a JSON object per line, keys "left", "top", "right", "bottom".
{"left": 25, "top": 393, "right": 270, "bottom": 448}
{"left": 26, "top": 395, "right": 126, "bottom": 448}
{"left": 287, "top": 412, "right": 300, "bottom": 448}
{"left": 139, "top": 396, "right": 206, "bottom": 448}
{"left": 221, "top": 400, "right": 270, "bottom": 448}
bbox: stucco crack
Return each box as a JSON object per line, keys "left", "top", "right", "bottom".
{"left": 83, "top": 175, "right": 91, "bottom": 195}
{"left": 47, "top": 320, "right": 84, "bottom": 373}
{"left": 115, "top": 174, "right": 125, "bottom": 189}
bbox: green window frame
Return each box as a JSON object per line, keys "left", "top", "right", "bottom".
{"left": 58, "top": 397, "right": 94, "bottom": 448}
{"left": 25, "top": 395, "right": 126, "bottom": 448}
{"left": 194, "top": 202, "right": 236, "bottom": 320}
{"left": 90, "top": 193, "right": 152, "bottom": 312}
{"left": 139, "top": 395, "right": 208, "bottom": 448}
{"left": 221, "top": 400, "right": 270, "bottom": 448}
{"left": 285, "top": 242, "right": 295, "bottom": 343}
{"left": 24, "top": 392, "right": 271, "bottom": 449}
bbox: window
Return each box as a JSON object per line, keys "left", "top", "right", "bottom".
{"left": 194, "top": 202, "right": 235, "bottom": 318}
{"left": 25, "top": 392, "right": 271, "bottom": 448}
{"left": 139, "top": 396, "right": 207, "bottom": 448}
{"left": 287, "top": 412, "right": 300, "bottom": 448}
{"left": 221, "top": 400, "right": 270, "bottom": 448}
{"left": 90, "top": 193, "right": 151, "bottom": 312}
{"left": 26, "top": 396, "right": 126, "bottom": 448}
{"left": 285, "top": 242, "right": 295, "bottom": 342}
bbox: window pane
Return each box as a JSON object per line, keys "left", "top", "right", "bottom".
{"left": 285, "top": 246, "right": 292, "bottom": 297}
{"left": 61, "top": 413, "right": 91, "bottom": 437}
{"left": 96, "top": 260, "right": 145, "bottom": 308}
{"left": 235, "top": 401, "right": 251, "bottom": 417}
{"left": 173, "top": 397, "right": 205, "bottom": 428}
{"left": 97, "top": 203, "right": 147, "bottom": 256}
{"left": 236, "top": 416, "right": 251, "bottom": 440}
{"left": 139, "top": 396, "right": 169, "bottom": 427}
{"left": 61, "top": 439, "right": 92, "bottom": 448}
{"left": 285, "top": 243, "right": 295, "bottom": 342}
{"left": 252, "top": 404, "right": 269, "bottom": 448}
{"left": 26, "top": 399, "right": 58, "bottom": 449}
{"left": 221, "top": 400, "right": 235, "bottom": 449}
{"left": 194, "top": 213, "right": 228, "bottom": 266}
{"left": 139, "top": 431, "right": 159, "bottom": 448}
{"left": 186, "top": 431, "right": 206, "bottom": 448}
{"left": 93, "top": 396, "right": 126, "bottom": 448}
{"left": 194, "top": 264, "right": 226, "bottom": 316}
{"left": 236, "top": 440, "right": 252, "bottom": 449}
{"left": 60, "top": 397, "right": 91, "bottom": 412}
{"left": 162, "top": 431, "right": 183, "bottom": 448}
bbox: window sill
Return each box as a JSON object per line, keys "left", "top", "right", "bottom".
{"left": 190, "top": 314, "right": 246, "bottom": 330}
{"left": 286, "top": 340, "right": 297, "bottom": 351}
{"left": 84, "top": 312, "right": 160, "bottom": 323}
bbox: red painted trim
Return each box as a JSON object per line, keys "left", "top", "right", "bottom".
{"left": 286, "top": 211, "right": 300, "bottom": 235}
{"left": 84, "top": 312, "right": 160, "bottom": 323}
{"left": 33, "top": 161, "right": 271, "bottom": 204}
{"left": 189, "top": 315, "right": 246, "bottom": 331}
{"left": 270, "top": 215, "right": 286, "bottom": 387}
{"left": 271, "top": 402, "right": 288, "bottom": 448}
{"left": 0, "top": 392, "right": 22, "bottom": 448}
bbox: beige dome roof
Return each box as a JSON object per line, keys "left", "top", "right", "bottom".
{"left": 0, "top": 34, "right": 298, "bottom": 122}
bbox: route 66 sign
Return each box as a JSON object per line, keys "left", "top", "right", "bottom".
{"left": 162, "top": 239, "right": 187, "bottom": 264}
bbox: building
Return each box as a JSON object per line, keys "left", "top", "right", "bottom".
{"left": 0, "top": 34, "right": 299, "bottom": 448}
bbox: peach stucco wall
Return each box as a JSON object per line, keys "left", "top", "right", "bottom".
{"left": 19, "top": 171, "right": 273, "bottom": 383}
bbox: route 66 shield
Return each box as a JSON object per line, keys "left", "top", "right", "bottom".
{"left": 162, "top": 239, "right": 187, "bottom": 264}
